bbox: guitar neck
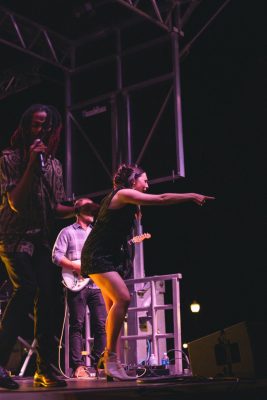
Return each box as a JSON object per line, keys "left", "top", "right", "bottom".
{"left": 127, "top": 233, "right": 151, "bottom": 245}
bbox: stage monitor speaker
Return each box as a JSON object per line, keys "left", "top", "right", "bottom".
{"left": 188, "top": 321, "right": 267, "bottom": 379}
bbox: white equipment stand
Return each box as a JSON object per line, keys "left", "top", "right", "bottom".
{"left": 122, "top": 273, "right": 183, "bottom": 374}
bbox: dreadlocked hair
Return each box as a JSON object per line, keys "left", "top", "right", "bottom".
{"left": 113, "top": 163, "right": 145, "bottom": 189}
{"left": 10, "top": 104, "right": 62, "bottom": 161}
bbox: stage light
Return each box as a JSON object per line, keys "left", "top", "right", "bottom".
{"left": 190, "top": 300, "right": 200, "bottom": 313}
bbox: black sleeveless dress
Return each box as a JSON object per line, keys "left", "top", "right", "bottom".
{"left": 81, "top": 189, "right": 137, "bottom": 276}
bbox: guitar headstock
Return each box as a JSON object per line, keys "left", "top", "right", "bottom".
{"left": 131, "top": 233, "right": 151, "bottom": 244}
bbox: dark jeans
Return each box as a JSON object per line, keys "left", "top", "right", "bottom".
{"left": 67, "top": 287, "right": 106, "bottom": 369}
{"left": 0, "top": 245, "right": 61, "bottom": 373}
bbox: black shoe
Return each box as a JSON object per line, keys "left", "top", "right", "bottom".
{"left": 97, "top": 355, "right": 104, "bottom": 370}
{"left": 90, "top": 353, "right": 101, "bottom": 370}
{"left": 33, "top": 371, "right": 67, "bottom": 388}
{"left": 0, "top": 366, "right": 19, "bottom": 389}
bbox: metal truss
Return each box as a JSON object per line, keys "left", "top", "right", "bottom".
{"left": 0, "top": 64, "right": 41, "bottom": 100}
{"left": 114, "top": 0, "right": 177, "bottom": 31}
{"left": 0, "top": 2, "right": 202, "bottom": 72}
{"left": 0, "top": 6, "right": 74, "bottom": 70}
{"left": 0, "top": 1, "right": 230, "bottom": 72}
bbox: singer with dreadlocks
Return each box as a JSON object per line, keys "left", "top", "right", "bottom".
{"left": 0, "top": 104, "right": 98, "bottom": 389}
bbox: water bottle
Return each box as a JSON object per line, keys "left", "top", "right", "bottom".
{"left": 161, "top": 352, "right": 170, "bottom": 368}
{"left": 149, "top": 353, "right": 157, "bottom": 366}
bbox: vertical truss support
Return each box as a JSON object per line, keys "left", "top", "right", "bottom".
{"left": 65, "top": 72, "right": 73, "bottom": 199}
{"left": 111, "top": 29, "right": 123, "bottom": 172}
{"left": 125, "top": 93, "right": 133, "bottom": 165}
{"left": 172, "top": 5, "right": 185, "bottom": 178}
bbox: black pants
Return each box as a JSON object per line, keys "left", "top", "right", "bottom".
{"left": 0, "top": 245, "right": 61, "bottom": 373}
{"left": 67, "top": 287, "right": 106, "bottom": 369}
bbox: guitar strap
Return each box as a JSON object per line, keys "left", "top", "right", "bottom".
{"left": 72, "top": 225, "right": 79, "bottom": 261}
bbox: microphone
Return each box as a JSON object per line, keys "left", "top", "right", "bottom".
{"left": 34, "top": 139, "right": 45, "bottom": 172}
{"left": 39, "top": 152, "right": 45, "bottom": 172}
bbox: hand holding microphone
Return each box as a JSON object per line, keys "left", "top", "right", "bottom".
{"left": 30, "top": 139, "right": 47, "bottom": 172}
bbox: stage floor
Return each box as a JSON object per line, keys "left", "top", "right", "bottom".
{"left": 1, "top": 375, "right": 267, "bottom": 400}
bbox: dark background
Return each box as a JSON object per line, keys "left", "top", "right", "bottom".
{"left": 0, "top": 0, "right": 266, "bottom": 347}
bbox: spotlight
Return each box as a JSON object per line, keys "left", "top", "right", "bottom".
{"left": 190, "top": 300, "right": 200, "bottom": 313}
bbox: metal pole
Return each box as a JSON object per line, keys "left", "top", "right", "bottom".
{"left": 125, "top": 94, "right": 132, "bottom": 165}
{"left": 150, "top": 279, "right": 158, "bottom": 363}
{"left": 171, "top": 5, "right": 185, "bottom": 178}
{"left": 84, "top": 306, "right": 91, "bottom": 367}
{"left": 64, "top": 72, "right": 73, "bottom": 198}
{"left": 111, "top": 28, "right": 123, "bottom": 171}
{"left": 64, "top": 293, "right": 70, "bottom": 376}
{"left": 172, "top": 276, "right": 183, "bottom": 374}
{"left": 18, "top": 338, "right": 37, "bottom": 377}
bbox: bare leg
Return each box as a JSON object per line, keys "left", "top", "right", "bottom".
{"left": 90, "top": 272, "right": 136, "bottom": 381}
{"left": 89, "top": 272, "right": 130, "bottom": 354}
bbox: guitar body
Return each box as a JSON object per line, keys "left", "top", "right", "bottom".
{"left": 61, "top": 234, "right": 151, "bottom": 291}
{"left": 62, "top": 260, "right": 90, "bottom": 292}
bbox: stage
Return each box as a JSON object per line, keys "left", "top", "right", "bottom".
{"left": 1, "top": 374, "right": 267, "bottom": 400}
